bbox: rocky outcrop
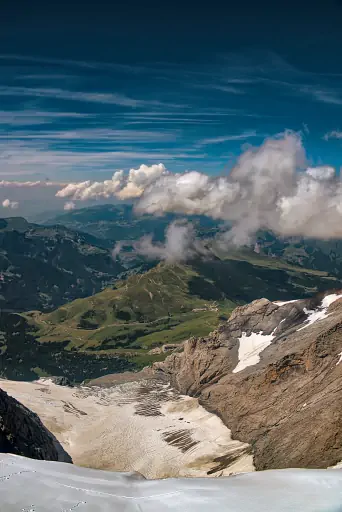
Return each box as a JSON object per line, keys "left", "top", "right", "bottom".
{"left": 0, "top": 385, "right": 72, "bottom": 463}
{"left": 153, "top": 292, "right": 342, "bottom": 470}
{"left": 49, "top": 376, "right": 73, "bottom": 387}
{"left": 148, "top": 343, "right": 183, "bottom": 355}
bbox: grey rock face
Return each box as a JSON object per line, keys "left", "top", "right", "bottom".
{"left": 0, "top": 386, "right": 72, "bottom": 463}
{"left": 153, "top": 293, "right": 342, "bottom": 470}
{"left": 50, "top": 376, "right": 73, "bottom": 387}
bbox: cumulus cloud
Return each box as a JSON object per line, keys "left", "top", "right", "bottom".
{"left": 114, "top": 220, "right": 209, "bottom": 263}
{"left": 64, "top": 201, "right": 76, "bottom": 211}
{"left": 2, "top": 198, "right": 19, "bottom": 209}
{"left": 56, "top": 132, "right": 342, "bottom": 245}
{"left": 305, "top": 166, "right": 335, "bottom": 181}
{"left": 56, "top": 163, "right": 166, "bottom": 201}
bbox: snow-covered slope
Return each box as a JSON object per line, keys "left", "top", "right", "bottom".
{"left": 2, "top": 454, "right": 342, "bottom": 511}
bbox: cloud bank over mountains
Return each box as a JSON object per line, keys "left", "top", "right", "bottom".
{"left": 56, "top": 163, "right": 166, "bottom": 201}
{"left": 2, "top": 132, "right": 342, "bottom": 248}
{"left": 113, "top": 220, "right": 210, "bottom": 263}
{"left": 56, "top": 132, "right": 342, "bottom": 245}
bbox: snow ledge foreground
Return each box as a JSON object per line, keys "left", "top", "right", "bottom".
{"left": 2, "top": 454, "right": 342, "bottom": 511}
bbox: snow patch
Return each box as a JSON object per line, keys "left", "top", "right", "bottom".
{"left": 336, "top": 352, "right": 342, "bottom": 366}
{"left": 330, "top": 459, "right": 342, "bottom": 469}
{"left": 273, "top": 299, "right": 299, "bottom": 306}
{"left": 233, "top": 331, "right": 276, "bottom": 373}
{"left": 298, "top": 293, "right": 342, "bottom": 331}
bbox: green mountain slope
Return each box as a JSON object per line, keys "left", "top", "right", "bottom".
{"left": 25, "top": 263, "right": 233, "bottom": 350}
{"left": 0, "top": 254, "right": 338, "bottom": 382}
{"left": 0, "top": 217, "right": 123, "bottom": 311}
{"left": 256, "top": 231, "right": 342, "bottom": 277}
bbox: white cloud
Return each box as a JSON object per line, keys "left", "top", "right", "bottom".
{"left": 55, "top": 131, "right": 342, "bottom": 244}
{"left": 0, "top": 180, "right": 65, "bottom": 188}
{"left": 2, "top": 198, "right": 19, "bottom": 209}
{"left": 306, "top": 166, "right": 335, "bottom": 180}
{"left": 56, "top": 163, "right": 166, "bottom": 201}
{"left": 115, "top": 220, "right": 209, "bottom": 263}
{"left": 323, "top": 130, "right": 342, "bottom": 141}
{"left": 3, "top": 131, "right": 342, "bottom": 246}
{"left": 64, "top": 201, "right": 76, "bottom": 211}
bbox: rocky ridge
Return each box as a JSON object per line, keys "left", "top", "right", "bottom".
{"left": 153, "top": 291, "right": 342, "bottom": 470}
{"left": 0, "top": 384, "right": 72, "bottom": 463}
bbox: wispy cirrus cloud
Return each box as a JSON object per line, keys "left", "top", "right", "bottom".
{"left": 0, "top": 128, "right": 179, "bottom": 142}
{"left": 197, "top": 130, "right": 258, "bottom": 146}
{"left": 0, "top": 136, "right": 206, "bottom": 179}
{"left": 300, "top": 86, "right": 342, "bottom": 106}
{"left": 0, "top": 54, "right": 146, "bottom": 74}
{"left": 192, "top": 83, "right": 245, "bottom": 95}
{"left": 0, "top": 109, "right": 94, "bottom": 126}
{"left": 323, "top": 130, "right": 342, "bottom": 141}
{"left": 18, "top": 74, "right": 76, "bottom": 81}
{"left": 212, "top": 51, "right": 342, "bottom": 107}
{"left": 0, "top": 86, "right": 186, "bottom": 109}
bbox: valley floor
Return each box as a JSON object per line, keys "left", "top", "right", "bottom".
{"left": 0, "top": 378, "right": 253, "bottom": 479}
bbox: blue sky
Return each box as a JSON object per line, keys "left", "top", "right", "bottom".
{"left": 1, "top": 0, "right": 342, "bottom": 214}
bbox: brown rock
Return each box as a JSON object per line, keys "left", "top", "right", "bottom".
{"left": 153, "top": 293, "right": 342, "bottom": 469}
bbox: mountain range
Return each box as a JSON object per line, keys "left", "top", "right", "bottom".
{"left": 0, "top": 204, "right": 342, "bottom": 382}
{"left": 0, "top": 216, "right": 123, "bottom": 312}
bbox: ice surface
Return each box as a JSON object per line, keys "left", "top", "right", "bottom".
{"left": 2, "top": 454, "right": 342, "bottom": 511}
{"left": 298, "top": 293, "right": 342, "bottom": 331}
{"left": 233, "top": 331, "right": 275, "bottom": 373}
{"left": 0, "top": 378, "right": 253, "bottom": 478}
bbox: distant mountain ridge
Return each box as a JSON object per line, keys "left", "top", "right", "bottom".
{"left": 47, "top": 204, "right": 342, "bottom": 279}
{"left": 44, "top": 203, "right": 221, "bottom": 243}
{"left": 256, "top": 231, "right": 342, "bottom": 277}
{"left": 0, "top": 216, "right": 123, "bottom": 311}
